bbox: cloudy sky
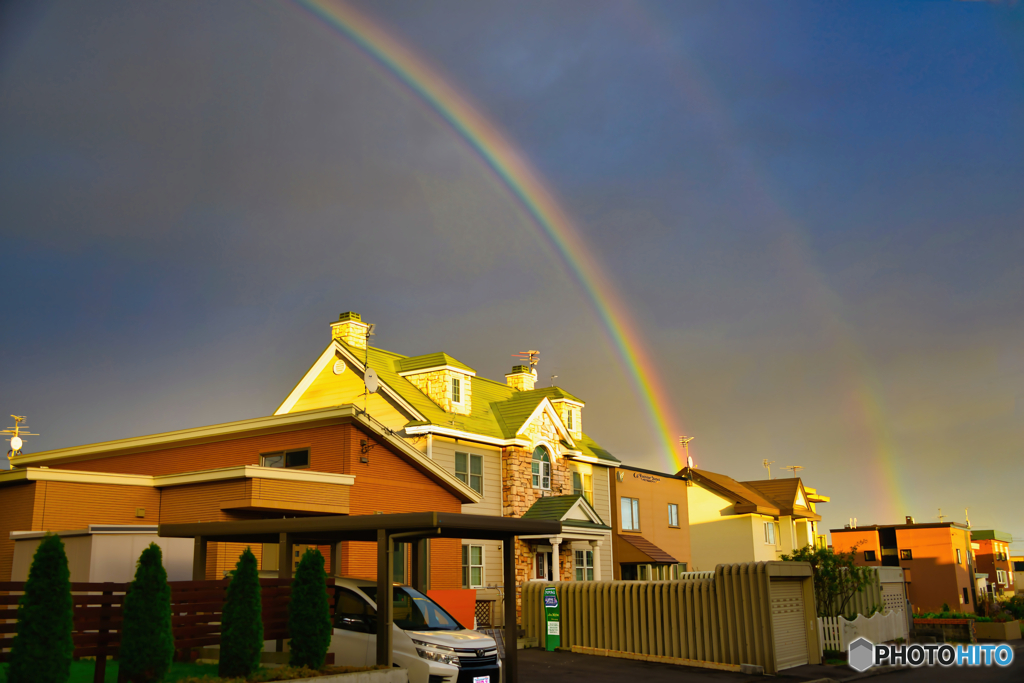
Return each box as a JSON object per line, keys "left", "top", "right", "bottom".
{"left": 1, "top": 1, "right": 1022, "bottom": 547}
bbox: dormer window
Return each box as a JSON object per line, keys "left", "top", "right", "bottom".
{"left": 452, "top": 376, "right": 462, "bottom": 404}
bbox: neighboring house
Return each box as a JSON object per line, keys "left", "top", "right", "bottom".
{"left": 831, "top": 520, "right": 977, "bottom": 614}
{"left": 682, "top": 468, "right": 827, "bottom": 571}
{"left": 609, "top": 466, "right": 691, "bottom": 579}
{"left": 971, "top": 530, "right": 1015, "bottom": 598}
{"left": 274, "top": 312, "right": 620, "bottom": 618}
{"left": 0, "top": 406, "right": 475, "bottom": 585}
{"left": 1012, "top": 556, "right": 1024, "bottom": 595}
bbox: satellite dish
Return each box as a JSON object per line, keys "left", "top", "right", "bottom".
{"left": 364, "top": 368, "right": 379, "bottom": 394}
{"left": 10, "top": 436, "right": 22, "bottom": 451}
{"left": 333, "top": 360, "right": 346, "bottom": 375}
{"left": 687, "top": 455, "right": 693, "bottom": 469}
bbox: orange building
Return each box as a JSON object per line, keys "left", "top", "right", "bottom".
{"left": 0, "top": 406, "right": 476, "bottom": 586}
{"left": 831, "top": 520, "right": 977, "bottom": 614}
{"left": 971, "top": 530, "right": 1015, "bottom": 598}
{"left": 610, "top": 466, "right": 690, "bottom": 579}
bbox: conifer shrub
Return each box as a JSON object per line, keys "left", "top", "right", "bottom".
{"left": 288, "top": 548, "right": 331, "bottom": 670}
{"left": 7, "top": 534, "right": 74, "bottom": 683}
{"left": 219, "top": 547, "right": 264, "bottom": 678}
{"left": 119, "top": 543, "right": 174, "bottom": 683}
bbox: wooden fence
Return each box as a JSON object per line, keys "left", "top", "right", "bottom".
{"left": 1, "top": 578, "right": 338, "bottom": 683}
{"left": 817, "top": 610, "right": 908, "bottom": 653}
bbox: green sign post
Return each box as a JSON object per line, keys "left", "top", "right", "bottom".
{"left": 543, "top": 586, "right": 560, "bottom": 651}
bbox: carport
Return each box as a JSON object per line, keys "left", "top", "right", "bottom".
{"left": 159, "top": 511, "right": 561, "bottom": 682}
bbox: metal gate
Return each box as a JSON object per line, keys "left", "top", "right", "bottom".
{"left": 770, "top": 579, "right": 808, "bottom": 670}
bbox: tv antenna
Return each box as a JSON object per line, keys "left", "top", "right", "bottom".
{"left": 513, "top": 350, "right": 540, "bottom": 370}
{"left": 363, "top": 323, "right": 377, "bottom": 413}
{"left": 763, "top": 459, "right": 775, "bottom": 479}
{"left": 2, "top": 416, "right": 39, "bottom": 462}
{"left": 937, "top": 508, "right": 947, "bottom": 523}
{"left": 781, "top": 465, "right": 804, "bottom": 478}
{"left": 965, "top": 508, "right": 970, "bottom": 528}
{"left": 679, "top": 436, "right": 695, "bottom": 469}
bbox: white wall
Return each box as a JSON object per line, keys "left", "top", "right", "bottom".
{"left": 12, "top": 533, "right": 194, "bottom": 582}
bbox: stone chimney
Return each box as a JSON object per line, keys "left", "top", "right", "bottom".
{"left": 506, "top": 365, "right": 536, "bottom": 392}
{"left": 331, "top": 311, "right": 369, "bottom": 350}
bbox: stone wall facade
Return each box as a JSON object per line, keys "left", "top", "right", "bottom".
{"left": 331, "top": 318, "right": 368, "bottom": 350}
{"left": 500, "top": 444, "right": 573, "bottom": 518}
{"left": 404, "top": 369, "right": 472, "bottom": 416}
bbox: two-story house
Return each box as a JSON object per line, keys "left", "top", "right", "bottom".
{"left": 682, "top": 468, "right": 828, "bottom": 571}
{"left": 609, "top": 465, "right": 691, "bottom": 579}
{"left": 971, "top": 530, "right": 1015, "bottom": 598}
{"left": 275, "top": 312, "right": 619, "bottom": 619}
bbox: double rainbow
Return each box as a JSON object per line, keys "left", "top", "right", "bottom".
{"left": 292, "top": 0, "right": 685, "bottom": 469}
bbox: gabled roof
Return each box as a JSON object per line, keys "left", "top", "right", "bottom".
{"left": 686, "top": 468, "right": 780, "bottom": 516}
{"left": 395, "top": 353, "right": 475, "bottom": 375}
{"left": 521, "top": 494, "right": 610, "bottom": 530}
{"left": 743, "top": 478, "right": 821, "bottom": 521}
{"left": 322, "top": 340, "right": 619, "bottom": 464}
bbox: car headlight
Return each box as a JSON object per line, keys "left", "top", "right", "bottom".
{"left": 411, "top": 640, "right": 460, "bottom": 667}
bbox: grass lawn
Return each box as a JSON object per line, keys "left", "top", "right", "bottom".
{"left": 0, "top": 660, "right": 220, "bottom": 683}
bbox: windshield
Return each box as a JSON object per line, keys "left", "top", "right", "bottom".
{"left": 361, "top": 586, "right": 464, "bottom": 631}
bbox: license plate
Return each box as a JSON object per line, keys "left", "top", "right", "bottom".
{"left": 473, "top": 677, "right": 490, "bottom": 683}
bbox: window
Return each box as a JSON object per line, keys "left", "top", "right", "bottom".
{"left": 997, "top": 569, "right": 1007, "bottom": 585}
{"left": 1014, "top": 561, "right": 1024, "bottom": 573}
{"left": 334, "top": 588, "right": 376, "bottom": 633}
{"left": 462, "top": 545, "right": 483, "bottom": 588}
{"left": 574, "top": 550, "right": 594, "bottom": 581}
{"left": 621, "top": 497, "right": 640, "bottom": 531}
{"left": 764, "top": 521, "right": 776, "bottom": 545}
{"left": 572, "top": 471, "right": 593, "bottom": 504}
{"left": 455, "top": 452, "right": 483, "bottom": 494}
{"left": 864, "top": 550, "right": 877, "bottom": 562}
{"left": 261, "top": 448, "right": 310, "bottom": 469}
{"left": 668, "top": 503, "right": 679, "bottom": 528}
{"left": 452, "top": 376, "right": 462, "bottom": 404}
{"left": 956, "top": 548, "right": 962, "bottom": 565}
{"left": 899, "top": 549, "right": 913, "bottom": 560}
{"left": 567, "top": 409, "right": 573, "bottom": 430}
{"left": 531, "top": 446, "right": 551, "bottom": 490}
{"left": 963, "top": 587, "right": 970, "bottom": 605}
{"left": 669, "top": 563, "right": 689, "bottom": 579}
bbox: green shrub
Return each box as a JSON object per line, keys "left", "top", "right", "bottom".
{"left": 288, "top": 548, "right": 331, "bottom": 669}
{"left": 120, "top": 543, "right": 174, "bottom": 683}
{"left": 7, "top": 534, "right": 74, "bottom": 683}
{"left": 220, "top": 547, "right": 263, "bottom": 679}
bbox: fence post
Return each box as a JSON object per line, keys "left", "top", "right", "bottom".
{"left": 92, "top": 588, "right": 112, "bottom": 683}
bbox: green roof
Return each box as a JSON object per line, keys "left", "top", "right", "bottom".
{"left": 971, "top": 530, "right": 1013, "bottom": 543}
{"left": 395, "top": 352, "right": 475, "bottom": 374}
{"left": 338, "top": 341, "right": 618, "bottom": 464}
{"left": 521, "top": 494, "right": 610, "bottom": 529}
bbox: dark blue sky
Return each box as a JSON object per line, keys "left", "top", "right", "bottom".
{"left": 1, "top": 1, "right": 1022, "bottom": 545}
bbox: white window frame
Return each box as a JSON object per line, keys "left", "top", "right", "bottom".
{"left": 451, "top": 376, "right": 462, "bottom": 404}
{"left": 455, "top": 451, "right": 483, "bottom": 495}
{"left": 764, "top": 521, "right": 776, "bottom": 545}
{"left": 668, "top": 503, "right": 679, "bottom": 528}
{"left": 532, "top": 447, "right": 551, "bottom": 490}
{"left": 997, "top": 569, "right": 1006, "bottom": 585}
{"left": 462, "top": 544, "right": 484, "bottom": 588}
{"left": 956, "top": 548, "right": 962, "bottom": 565}
{"left": 572, "top": 470, "right": 593, "bottom": 504}
{"left": 621, "top": 497, "right": 640, "bottom": 531}
{"left": 574, "top": 549, "right": 594, "bottom": 581}
{"left": 261, "top": 448, "right": 310, "bottom": 469}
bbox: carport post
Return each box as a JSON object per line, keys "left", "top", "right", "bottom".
{"left": 409, "top": 540, "right": 421, "bottom": 591}
{"left": 376, "top": 528, "right": 394, "bottom": 667}
{"left": 503, "top": 537, "right": 517, "bottom": 683}
{"left": 192, "top": 536, "right": 207, "bottom": 580}
{"left": 330, "top": 542, "right": 342, "bottom": 577}
{"left": 278, "top": 532, "right": 293, "bottom": 653}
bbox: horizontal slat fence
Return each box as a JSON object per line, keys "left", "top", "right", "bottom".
{"left": 1, "top": 578, "right": 338, "bottom": 682}
{"left": 523, "top": 563, "right": 791, "bottom": 674}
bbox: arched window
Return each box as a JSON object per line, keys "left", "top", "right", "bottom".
{"left": 532, "top": 446, "right": 551, "bottom": 490}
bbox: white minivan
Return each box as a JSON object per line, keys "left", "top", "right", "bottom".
{"left": 328, "top": 577, "right": 502, "bottom": 683}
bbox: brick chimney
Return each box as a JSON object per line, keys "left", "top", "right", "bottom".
{"left": 330, "top": 312, "right": 369, "bottom": 350}
{"left": 506, "top": 365, "right": 536, "bottom": 392}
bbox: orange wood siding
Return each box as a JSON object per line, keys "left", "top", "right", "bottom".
{"left": 159, "top": 480, "right": 250, "bottom": 524}
{"left": 69, "top": 425, "right": 348, "bottom": 476}
{"left": 0, "top": 484, "right": 40, "bottom": 581}
{"left": 248, "top": 478, "right": 350, "bottom": 510}
{"left": 35, "top": 481, "right": 160, "bottom": 530}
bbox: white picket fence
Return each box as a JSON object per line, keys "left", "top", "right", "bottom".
{"left": 818, "top": 610, "right": 908, "bottom": 653}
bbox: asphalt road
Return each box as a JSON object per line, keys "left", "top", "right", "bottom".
{"left": 517, "top": 642, "right": 1024, "bottom": 683}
